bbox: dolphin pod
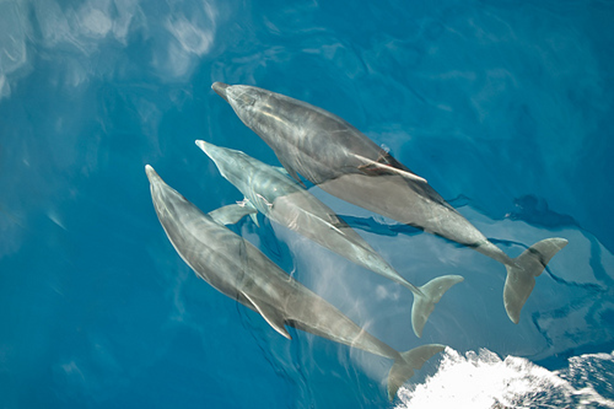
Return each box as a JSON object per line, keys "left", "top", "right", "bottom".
{"left": 195, "top": 139, "right": 463, "bottom": 338}
{"left": 145, "top": 164, "right": 445, "bottom": 400}
{"left": 211, "top": 82, "right": 568, "bottom": 325}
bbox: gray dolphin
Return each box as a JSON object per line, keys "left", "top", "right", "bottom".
{"left": 145, "top": 164, "right": 445, "bottom": 400}
{"left": 195, "top": 139, "right": 463, "bottom": 338}
{"left": 211, "top": 82, "right": 569, "bottom": 324}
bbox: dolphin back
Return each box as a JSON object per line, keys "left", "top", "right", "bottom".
{"left": 145, "top": 166, "right": 427, "bottom": 364}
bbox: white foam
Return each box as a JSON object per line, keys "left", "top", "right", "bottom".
{"left": 396, "top": 348, "right": 614, "bottom": 409}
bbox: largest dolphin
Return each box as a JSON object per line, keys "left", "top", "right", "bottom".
{"left": 210, "top": 82, "right": 568, "bottom": 324}
{"left": 195, "top": 139, "right": 463, "bottom": 338}
{"left": 145, "top": 164, "right": 445, "bottom": 400}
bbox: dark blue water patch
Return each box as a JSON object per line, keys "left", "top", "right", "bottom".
{"left": 508, "top": 195, "right": 578, "bottom": 229}
{"left": 601, "top": 309, "right": 614, "bottom": 329}
{"left": 536, "top": 340, "right": 614, "bottom": 373}
{"left": 337, "top": 214, "right": 424, "bottom": 238}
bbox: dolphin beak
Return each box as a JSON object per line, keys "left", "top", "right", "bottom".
{"left": 212, "top": 82, "right": 230, "bottom": 102}
{"left": 145, "top": 164, "right": 161, "bottom": 185}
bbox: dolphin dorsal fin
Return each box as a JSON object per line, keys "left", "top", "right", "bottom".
{"left": 242, "top": 292, "right": 292, "bottom": 339}
{"left": 249, "top": 212, "right": 260, "bottom": 227}
{"left": 236, "top": 198, "right": 261, "bottom": 227}
{"left": 239, "top": 197, "right": 261, "bottom": 227}
{"left": 208, "top": 203, "right": 257, "bottom": 225}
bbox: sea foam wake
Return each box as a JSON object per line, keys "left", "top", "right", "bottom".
{"left": 395, "top": 349, "right": 614, "bottom": 409}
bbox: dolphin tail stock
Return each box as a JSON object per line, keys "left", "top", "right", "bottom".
{"left": 387, "top": 344, "right": 445, "bottom": 401}
{"left": 411, "top": 275, "right": 465, "bottom": 338}
{"left": 503, "top": 237, "right": 568, "bottom": 324}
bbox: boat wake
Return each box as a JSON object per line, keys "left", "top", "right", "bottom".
{"left": 395, "top": 348, "right": 614, "bottom": 409}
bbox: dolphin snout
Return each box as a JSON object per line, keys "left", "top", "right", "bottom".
{"left": 212, "top": 82, "right": 230, "bottom": 102}
{"left": 196, "top": 140, "right": 228, "bottom": 167}
{"left": 195, "top": 139, "right": 215, "bottom": 159}
{"left": 145, "top": 164, "right": 160, "bottom": 184}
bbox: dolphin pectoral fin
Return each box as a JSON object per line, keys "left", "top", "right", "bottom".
{"left": 354, "top": 153, "right": 428, "bottom": 184}
{"left": 358, "top": 160, "right": 427, "bottom": 184}
{"left": 249, "top": 212, "right": 260, "bottom": 227}
{"left": 278, "top": 158, "right": 306, "bottom": 188}
{"left": 243, "top": 292, "right": 292, "bottom": 340}
{"left": 400, "top": 170, "right": 427, "bottom": 184}
{"left": 208, "top": 204, "right": 257, "bottom": 225}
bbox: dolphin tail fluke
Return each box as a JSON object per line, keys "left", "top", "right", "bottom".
{"left": 503, "top": 237, "right": 568, "bottom": 324}
{"left": 411, "top": 275, "right": 464, "bottom": 338}
{"left": 387, "top": 344, "right": 445, "bottom": 401}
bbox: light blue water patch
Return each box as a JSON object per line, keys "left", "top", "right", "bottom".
{"left": 1, "top": 0, "right": 613, "bottom": 408}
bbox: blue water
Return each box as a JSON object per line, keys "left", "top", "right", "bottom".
{"left": 1, "top": 0, "right": 614, "bottom": 407}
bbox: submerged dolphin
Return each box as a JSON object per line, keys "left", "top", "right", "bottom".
{"left": 196, "top": 139, "right": 463, "bottom": 337}
{"left": 211, "top": 82, "right": 569, "bottom": 324}
{"left": 145, "top": 164, "right": 445, "bottom": 400}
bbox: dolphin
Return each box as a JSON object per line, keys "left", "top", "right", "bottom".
{"left": 145, "top": 164, "right": 445, "bottom": 400}
{"left": 195, "top": 139, "right": 463, "bottom": 338}
{"left": 210, "top": 82, "right": 569, "bottom": 324}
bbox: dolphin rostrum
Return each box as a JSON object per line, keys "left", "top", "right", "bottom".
{"left": 210, "top": 82, "right": 569, "bottom": 324}
{"left": 145, "top": 164, "right": 445, "bottom": 400}
{"left": 195, "top": 139, "right": 463, "bottom": 338}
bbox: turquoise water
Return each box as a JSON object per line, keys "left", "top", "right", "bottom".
{"left": 1, "top": 0, "right": 613, "bottom": 407}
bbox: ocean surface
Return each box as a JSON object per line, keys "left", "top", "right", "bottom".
{"left": 1, "top": 0, "right": 614, "bottom": 408}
